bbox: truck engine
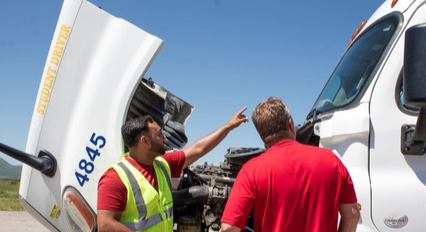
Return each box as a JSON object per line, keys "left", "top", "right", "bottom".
{"left": 172, "top": 147, "right": 264, "bottom": 232}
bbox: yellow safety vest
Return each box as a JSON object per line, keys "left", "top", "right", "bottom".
{"left": 112, "top": 156, "right": 174, "bottom": 232}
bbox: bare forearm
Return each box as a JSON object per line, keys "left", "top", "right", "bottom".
{"left": 97, "top": 210, "right": 132, "bottom": 232}
{"left": 183, "top": 107, "right": 248, "bottom": 168}
{"left": 183, "top": 124, "right": 231, "bottom": 168}
{"left": 98, "top": 220, "right": 133, "bottom": 232}
{"left": 338, "top": 218, "right": 358, "bottom": 232}
{"left": 221, "top": 222, "right": 242, "bottom": 232}
{"left": 338, "top": 203, "right": 360, "bottom": 232}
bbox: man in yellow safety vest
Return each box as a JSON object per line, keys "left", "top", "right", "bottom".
{"left": 97, "top": 107, "right": 248, "bottom": 231}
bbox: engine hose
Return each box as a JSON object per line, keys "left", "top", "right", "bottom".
{"left": 173, "top": 185, "right": 211, "bottom": 208}
{"left": 198, "top": 174, "right": 235, "bottom": 185}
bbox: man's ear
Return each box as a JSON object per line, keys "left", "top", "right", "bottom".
{"left": 289, "top": 118, "right": 296, "bottom": 138}
{"left": 139, "top": 135, "right": 149, "bottom": 147}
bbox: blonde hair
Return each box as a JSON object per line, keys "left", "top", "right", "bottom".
{"left": 252, "top": 96, "right": 294, "bottom": 145}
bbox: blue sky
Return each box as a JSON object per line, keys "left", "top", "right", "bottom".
{"left": 0, "top": 0, "right": 382, "bottom": 166}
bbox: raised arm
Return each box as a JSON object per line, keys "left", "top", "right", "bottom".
{"left": 182, "top": 107, "right": 248, "bottom": 168}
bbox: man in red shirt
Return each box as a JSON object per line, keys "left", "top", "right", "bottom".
{"left": 221, "top": 97, "right": 359, "bottom": 232}
{"left": 97, "top": 107, "right": 248, "bottom": 232}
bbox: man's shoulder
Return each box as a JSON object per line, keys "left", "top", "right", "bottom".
{"left": 162, "top": 150, "right": 185, "bottom": 166}
{"left": 297, "top": 143, "right": 335, "bottom": 155}
{"left": 101, "top": 167, "right": 119, "bottom": 178}
{"left": 164, "top": 150, "right": 184, "bottom": 157}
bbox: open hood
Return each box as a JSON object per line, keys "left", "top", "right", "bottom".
{"left": 9, "top": 0, "right": 193, "bottom": 231}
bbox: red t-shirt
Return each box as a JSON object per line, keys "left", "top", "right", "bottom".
{"left": 97, "top": 151, "right": 185, "bottom": 211}
{"left": 220, "top": 140, "right": 357, "bottom": 232}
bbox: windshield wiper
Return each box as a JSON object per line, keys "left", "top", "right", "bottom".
{"left": 306, "top": 107, "right": 319, "bottom": 121}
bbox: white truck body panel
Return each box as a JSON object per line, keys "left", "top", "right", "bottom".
{"left": 369, "top": 2, "right": 426, "bottom": 231}
{"left": 309, "top": 0, "right": 426, "bottom": 231}
{"left": 19, "top": 0, "right": 173, "bottom": 231}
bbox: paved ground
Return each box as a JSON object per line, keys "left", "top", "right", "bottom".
{"left": 0, "top": 211, "right": 49, "bottom": 232}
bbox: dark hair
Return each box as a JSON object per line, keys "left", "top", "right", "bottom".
{"left": 121, "top": 115, "right": 155, "bottom": 148}
{"left": 251, "top": 96, "right": 293, "bottom": 144}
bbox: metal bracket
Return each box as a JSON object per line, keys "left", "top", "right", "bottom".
{"left": 38, "top": 150, "right": 57, "bottom": 178}
{"left": 401, "top": 124, "right": 425, "bottom": 155}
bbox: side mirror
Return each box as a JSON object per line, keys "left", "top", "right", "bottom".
{"left": 0, "top": 143, "right": 56, "bottom": 177}
{"left": 404, "top": 23, "right": 426, "bottom": 106}
{"left": 401, "top": 24, "right": 426, "bottom": 155}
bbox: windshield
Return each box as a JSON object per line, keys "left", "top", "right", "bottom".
{"left": 309, "top": 16, "right": 399, "bottom": 117}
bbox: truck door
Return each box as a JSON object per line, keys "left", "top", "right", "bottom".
{"left": 369, "top": 6, "right": 426, "bottom": 231}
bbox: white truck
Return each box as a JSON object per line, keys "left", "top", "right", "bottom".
{"left": 1, "top": 0, "right": 426, "bottom": 231}
{"left": 295, "top": 0, "right": 426, "bottom": 231}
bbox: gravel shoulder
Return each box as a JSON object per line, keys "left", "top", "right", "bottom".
{"left": 0, "top": 211, "right": 49, "bottom": 232}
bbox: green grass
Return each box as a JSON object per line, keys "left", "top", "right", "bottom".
{"left": 0, "top": 179, "right": 24, "bottom": 211}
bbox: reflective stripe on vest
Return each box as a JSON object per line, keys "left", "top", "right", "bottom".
{"left": 116, "top": 158, "right": 173, "bottom": 231}
{"left": 153, "top": 160, "right": 173, "bottom": 220}
{"left": 154, "top": 160, "right": 172, "bottom": 191}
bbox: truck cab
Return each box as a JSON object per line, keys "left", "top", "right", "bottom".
{"left": 297, "top": 0, "right": 426, "bottom": 231}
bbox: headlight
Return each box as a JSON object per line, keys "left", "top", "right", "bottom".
{"left": 63, "top": 187, "right": 96, "bottom": 232}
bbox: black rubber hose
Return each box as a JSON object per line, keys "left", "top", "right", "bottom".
{"left": 173, "top": 185, "right": 210, "bottom": 208}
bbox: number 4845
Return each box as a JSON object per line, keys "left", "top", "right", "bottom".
{"left": 75, "top": 132, "right": 106, "bottom": 187}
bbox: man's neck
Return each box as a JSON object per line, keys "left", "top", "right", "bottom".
{"left": 128, "top": 151, "right": 155, "bottom": 166}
